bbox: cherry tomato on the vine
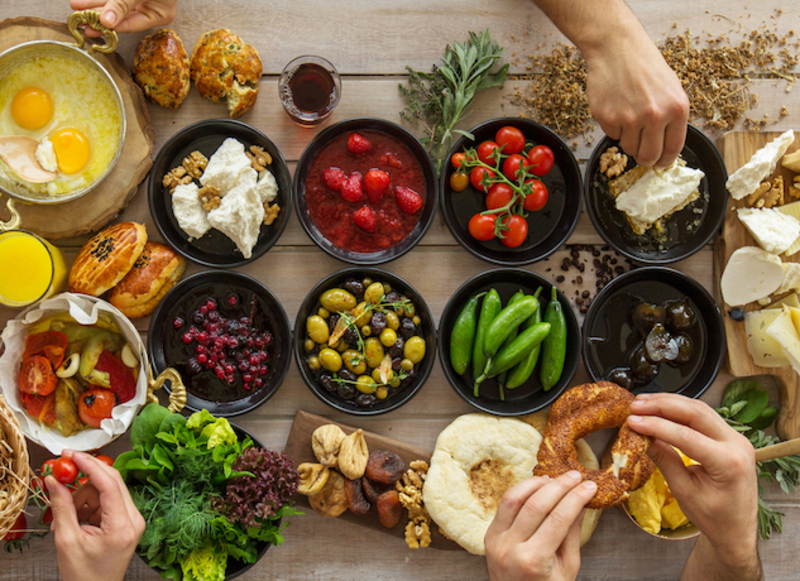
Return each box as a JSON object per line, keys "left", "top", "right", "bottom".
{"left": 527, "top": 145, "right": 555, "bottom": 177}
{"left": 502, "top": 154, "right": 529, "bottom": 182}
{"left": 486, "top": 183, "right": 514, "bottom": 210}
{"left": 3, "top": 513, "right": 26, "bottom": 541}
{"left": 40, "top": 458, "right": 57, "bottom": 477}
{"left": 95, "top": 455, "right": 115, "bottom": 467}
{"left": 477, "top": 141, "right": 501, "bottom": 165}
{"left": 470, "top": 167, "right": 496, "bottom": 192}
{"left": 450, "top": 171, "right": 469, "bottom": 192}
{"left": 523, "top": 180, "right": 549, "bottom": 211}
{"left": 499, "top": 215, "right": 528, "bottom": 248}
{"left": 451, "top": 152, "right": 466, "bottom": 169}
{"left": 76, "top": 476, "right": 90, "bottom": 487}
{"left": 52, "top": 457, "right": 79, "bottom": 484}
{"left": 468, "top": 214, "right": 497, "bottom": 241}
{"left": 495, "top": 126, "right": 525, "bottom": 155}
{"left": 42, "top": 508, "right": 53, "bottom": 525}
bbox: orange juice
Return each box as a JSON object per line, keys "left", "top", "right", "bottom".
{"left": 0, "top": 230, "right": 66, "bottom": 307}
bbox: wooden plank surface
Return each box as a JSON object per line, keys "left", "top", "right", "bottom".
{"left": 1, "top": 0, "right": 800, "bottom": 579}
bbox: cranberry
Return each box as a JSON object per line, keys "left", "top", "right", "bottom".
{"left": 214, "top": 338, "right": 225, "bottom": 350}
{"left": 248, "top": 354, "right": 260, "bottom": 366}
{"left": 182, "top": 332, "right": 193, "bottom": 344}
{"left": 249, "top": 365, "right": 258, "bottom": 375}
{"left": 224, "top": 364, "right": 234, "bottom": 375}
{"left": 215, "top": 368, "right": 225, "bottom": 379}
{"left": 254, "top": 337, "right": 263, "bottom": 348}
{"left": 259, "top": 365, "right": 268, "bottom": 376}
{"left": 200, "top": 305, "right": 208, "bottom": 315}
{"left": 208, "top": 311, "right": 219, "bottom": 322}
{"left": 228, "top": 294, "right": 238, "bottom": 306}
{"left": 197, "top": 353, "right": 208, "bottom": 365}
{"left": 226, "top": 321, "right": 240, "bottom": 334}
{"left": 206, "top": 299, "right": 217, "bottom": 311}
{"left": 258, "top": 351, "right": 268, "bottom": 362}
{"left": 243, "top": 374, "right": 253, "bottom": 383}
{"left": 255, "top": 378, "right": 263, "bottom": 387}
{"left": 173, "top": 317, "right": 184, "bottom": 330}
{"left": 195, "top": 345, "right": 205, "bottom": 354}
{"left": 226, "top": 374, "right": 234, "bottom": 384}
{"left": 239, "top": 362, "right": 248, "bottom": 372}
{"left": 227, "top": 337, "right": 239, "bottom": 349}
{"left": 263, "top": 334, "right": 273, "bottom": 346}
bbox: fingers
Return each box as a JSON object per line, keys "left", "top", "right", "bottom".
{"left": 654, "top": 118, "right": 688, "bottom": 169}
{"left": 635, "top": 120, "right": 667, "bottom": 168}
{"left": 98, "top": 0, "right": 136, "bottom": 28}
{"left": 645, "top": 440, "right": 695, "bottom": 495}
{"left": 46, "top": 476, "right": 82, "bottom": 539}
{"left": 64, "top": 452, "right": 136, "bottom": 532}
{"left": 525, "top": 476, "right": 596, "bottom": 556}
{"left": 490, "top": 476, "right": 550, "bottom": 533}
{"left": 556, "top": 508, "right": 584, "bottom": 575}
{"left": 617, "top": 126, "right": 644, "bottom": 168}
{"left": 630, "top": 393, "right": 733, "bottom": 443}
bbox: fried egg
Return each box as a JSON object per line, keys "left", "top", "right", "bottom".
{"left": 50, "top": 128, "right": 90, "bottom": 174}
{"left": 11, "top": 87, "right": 53, "bottom": 130}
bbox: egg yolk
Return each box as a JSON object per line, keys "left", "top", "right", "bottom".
{"left": 50, "top": 128, "right": 91, "bottom": 174}
{"left": 11, "top": 87, "right": 53, "bottom": 130}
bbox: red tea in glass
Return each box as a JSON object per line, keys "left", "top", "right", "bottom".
{"left": 280, "top": 56, "right": 341, "bottom": 126}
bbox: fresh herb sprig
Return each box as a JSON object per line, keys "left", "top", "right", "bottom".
{"left": 400, "top": 30, "right": 509, "bottom": 175}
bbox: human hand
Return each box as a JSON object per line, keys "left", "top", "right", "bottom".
{"left": 484, "top": 472, "right": 597, "bottom": 581}
{"left": 46, "top": 450, "right": 145, "bottom": 581}
{"left": 69, "top": 0, "right": 178, "bottom": 36}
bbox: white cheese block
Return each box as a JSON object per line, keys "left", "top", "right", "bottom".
{"left": 766, "top": 306, "right": 800, "bottom": 374}
{"left": 777, "top": 263, "right": 800, "bottom": 295}
{"left": 256, "top": 169, "right": 278, "bottom": 203}
{"left": 726, "top": 129, "right": 795, "bottom": 200}
{"left": 171, "top": 183, "right": 211, "bottom": 240}
{"left": 737, "top": 207, "right": 800, "bottom": 254}
{"left": 745, "top": 308, "right": 790, "bottom": 367}
{"left": 777, "top": 200, "right": 800, "bottom": 257}
{"left": 614, "top": 163, "right": 704, "bottom": 224}
{"left": 720, "top": 246, "right": 785, "bottom": 306}
{"left": 766, "top": 293, "right": 800, "bottom": 310}
{"left": 35, "top": 138, "right": 57, "bottom": 172}
{"left": 207, "top": 183, "right": 264, "bottom": 259}
{"left": 200, "top": 138, "right": 255, "bottom": 194}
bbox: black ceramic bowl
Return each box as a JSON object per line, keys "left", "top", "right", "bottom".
{"left": 294, "top": 267, "right": 436, "bottom": 415}
{"left": 441, "top": 118, "right": 582, "bottom": 266}
{"left": 438, "top": 268, "right": 581, "bottom": 415}
{"left": 148, "top": 270, "right": 292, "bottom": 416}
{"left": 293, "top": 118, "right": 438, "bottom": 265}
{"left": 584, "top": 124, "right": 728, "bottom": 264}
{"left": 582, "top": 267, "right": 725, "bottom": 398}
{"left": 149, "top": 119, "right": 292, "bottom": 268}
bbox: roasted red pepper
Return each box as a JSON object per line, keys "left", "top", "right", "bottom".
{"left": 94, "top": 350, "right": 136, "bottom": 404}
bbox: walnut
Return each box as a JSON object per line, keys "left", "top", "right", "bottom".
{"left": 182, "top": 150, "right": 208, "bottom": 178}
{"left": 263, "top": 202, "right": 280, "bottom": 225}
{"left": 405, "top": 519, "right": 431, "bottom": 549}
{"left": 599, "top": 146, "right": 628, "bottom": 178}
{"left": 409, "top": 460, "right": 429, "bottom": 474}
{"left": 790, "top": 175, "right": 800, "bottom": 199}
{"left": 163, "top": 166, "right": 192, "bottom": 192}
{"left": 311, "top": 424, "right": 346, "bottom": 468}
{"left": 246, "top": 145, "right": 272, "bottom": 172}
{"left": 401, "top": 469, "right": 424, "bottom": 490}
{"left": 337, "top": 428, "right": 369, "bottom": 480}
{"left": 747, "top": 177, "right": 783, "bottom": 208}
{"left": 297, "top": 463, "right": 330, "bottom": 496}
{"left": 198, "top": 185, "right": 222, "bottom": 211}
{"left": 309, "top": 470, "right": 348, "bottom": 517}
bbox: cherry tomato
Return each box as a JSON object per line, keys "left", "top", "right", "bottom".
{"left": 527, "top": 145, "right": 555, "bottom": 177}
{"left": 3, "top": 513, "right": 26, "bottom": 541}
{"left": 76, "top": 476, "right": 90, "bottom": 487}
{"left": 79, "top": 388, "right": 116, "bottom": 429}
{"left": 95, "top": 455, "right": 115, "bottom": 467}
{"left": 499, "top": 215, "right": 528, "bottom": 248}
{"left": 21, "top": 391, "right": 56, "bottom": 425}
{"left": 451, "top": 152, "right": 466, "bottom": 169}
{"left": 502, "top": 154, "right": 530, "bottom": 182}
{"left": 18, "top": 355, "right": 57, "bottom": 396}
{"left": 42, "top": 508, "right": 53, "bottom": 525}
{"left": 23, "top": 331, "right": 67, "bottom": 359}
{"left": 495, "top": 126, "right": 525, "bottom": 155}
{"left": 486, "top": 183, "right": 514, "bottom": 210}
{"left": 468, "top": 214, "right": 497, "bottom": 241}
{"left": 470, "top": 167, "right": 496, "bottom": 192}
{"left": 52, "top": 457, "right": 79, "bottom": 484}
{"left": 449, "top": 171, "right": 469, "bottom": 192}
{"left": 523, "top": 180, "right": 549, "bottom": 211}
{"left": 477, "top": 141, "right": 501, "bottom": 165}
{"left": 40, "top": 458, "right": 57, "bottom": 477}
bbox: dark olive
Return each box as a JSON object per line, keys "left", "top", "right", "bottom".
{"left": 399, "top": 318, "right": 417, "bottom": 340}
{"left": 336, "top": 381, "right": 356, "bottom": 400}
{"left": 342, "top": 278, "right": 364, "bottom": 298}
{"left": 186, "top": 358, "right": 202, "bottom": 376}
{"left": 629, "top": 344, "right": 658, "bottom": 380}
{"left": 338, "top": 369, "right": 357, "bottom": 383}
{"left": 385, "top": 291, "right": 401, "bottom": 304}
{"left": 667, "top": 333, "right": 694, "bottom": 365}
{"left": 391, "top": 356, "right": 402, "bottom": 371}
{"left": 729, "top": 307, "right": 746, "bottom": 322}
{"left": 665, "top": 300, "right": 697, "bottom": 332}
{"left": 389, "top": 336, "right": 405, "bottom": 358}
{"left": 370, "top": 311, "right": 387, "bottom": 335}
{"left": 606, "top": 367, "right": 634, "bottom": 390}
{"left": 328, "top": 313, "right": 340, "bottom": 334}
{"left": 400, "top": 365, "right": 417, "bottom": 388}
{"left": 344, "top": 327, "right": 359, "bottom": 346}
{"left": 319, "top": 372, "right": 336, "bottom": 393}
{"left": 632, "top": 302, "right": 666, "bottom": 337}
{"left": 645, "top": 323, "right": 679, "bottom": 363}
{"left": 355, "top": 393, "right": 378, "bottom": 407}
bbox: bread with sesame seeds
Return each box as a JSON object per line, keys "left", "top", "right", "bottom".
{"left": 68, "top": 222, "right": 147, "bottom": 297}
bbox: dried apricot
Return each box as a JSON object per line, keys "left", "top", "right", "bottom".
{"left": 376, "top": 490, "right": 403, "bottom": 528}
{"left": 365, "top": 450, "right": 405, "bottom": 484}
{"left": 362, "top": 477, "right": 392, "bottom": 503}
{"left": 344, "top": 477, "right": 371, "bottom": 516}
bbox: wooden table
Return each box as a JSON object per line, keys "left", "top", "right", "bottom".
{"left": 2, "top": 1, "right": 799, "bottom": 579}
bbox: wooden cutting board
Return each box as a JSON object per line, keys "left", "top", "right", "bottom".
{"left": 284, "top": 409, "right": 459, "bottom": 551}
{"left": 715, "top": 130, "right": 800, "bottom": 440}
{"left": 0, "top": 17, "right": 154, "bottom": 239}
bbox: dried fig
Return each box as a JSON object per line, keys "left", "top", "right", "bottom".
{"left": 365, "top": 450, "right": 405, "bottom": 484}
{"left": 312, "top": 424, "right": 346, "bottom": 468}
{"left": 309, "top": 470, "right": 348, "bottom": 518}
{"left": 376, "top": 489, "right": 403, "bottom": 528}
{"left": 344, "top": 477, "right": 371, "bottom": 516}
{"left": 297, "top": 463, "right": 330, "bottom": 496}
{"left": 362, "top": 477, "right": 392, "bottom": 503}
{"left": 338, "top": 428, "right": 369, "bottom": 480}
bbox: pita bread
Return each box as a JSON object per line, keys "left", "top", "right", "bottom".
{"left": 423, "top": 414, "right": 541, "bottom": 555}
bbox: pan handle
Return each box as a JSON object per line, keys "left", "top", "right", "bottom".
{"left": 67, "top": 10, "right": 119, "bottom": 56}
{"left": 0, "top": 196, "right": 21, "bottom": 232}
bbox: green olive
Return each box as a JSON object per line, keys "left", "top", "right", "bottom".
{"left": 385, "top": 311, "right": 400, "bottom": 330}
{"left": 353, "top": 302, "right": 371, "bottom": 327}
{"left": 319, "top": 288, "right": 357, "bottom": 313}
{"left": 318, "top": 307, "right": 330, "bottom": 318}
{"left": 400, "top": 358, "right": 414, "bottom": 371}
{"left": 343, "top": 349, "right": 366, "bottom": 375}
{"left": 308, "top": 356, "right": 321, "bottom": 371}
{"left": 382, "top": 283, "right": 392, "bottom": 294}
{"left": 360, "top": 325, "right": 372, "bottom": 337}
{"left": 376, "top": 386, "right": 389, "bottom": 399}
{"left": 336, "top": 341, "right": 349, "bottom": 353}
{"left": 379, "top": 328, "right": 397, "bottom": 347}
{"left": 395, "top": 306, "right": 405, "bottom": 317}
{"left": 365, "top": 282, "right": 385, "bottom": 305}
{"left": 304, "top": 338, "right": 316, "bottom": 352}
{"left": 319, "top": 348, "right": 343, "bottom": 372}
{"left": 404, "top": 337, "right": 426, "bottom": 364}
{"left": 389, "top": 376, "right": 401, "bottom": 388}
{"left": 404, "top": 303, "right": 416, "bottom": 317}
{"left": 412, "top": 315, "right": 421, "bottom": 326}
{"left": 329, "top": 339, "right": 340, "bottom": 349}
{"left": 306, "top": 315, "right": 330, "bottom": 344}
{"left": 371, "top": 368, "right": 383, "bottom": 383}
{"left": 362, "top": 277, "right": 372, "bottom": 288}
{"left": 356, "top": 375, "right": 376, "bottom": 394}
{"left": 364, "top": 337, "right": 385, "bottom": 368}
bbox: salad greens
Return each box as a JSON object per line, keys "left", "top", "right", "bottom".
{"left": 116, "top": 403, "right": 299, "bottom": 580}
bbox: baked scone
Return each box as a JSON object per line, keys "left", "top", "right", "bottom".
{"left": 190, "top": 29, "right": 262, "bottom": 117}
{"left": 69, "top": 222, "right": 147, "bottom": 297}
{"left": 133, "top": 28, "right": 191, "bottom": 109}
{"left": 108, "top": 242, "right": 187, "bottom": 318}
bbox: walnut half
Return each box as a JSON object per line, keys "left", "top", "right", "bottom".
{"left": 599, "top": 146, "right": 628, "bottom": 178}
{"left": 747, "top": 176, "right": 784, "bottom": 208}
{"left": 182, "top": 150, "right": 208, "bottom": 178}
{"left": 163, "top": 166, "right": 192, "bottom": 192}
{"left": 246, "top": 145, "right": 272, "bottom": 172}
{"left": 263, "top": 202, "right": 280, "bottom": 225}
{"left": 198, "top": 185, "right": 222, "bottom": 211}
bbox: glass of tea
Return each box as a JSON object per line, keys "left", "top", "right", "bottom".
{"left": 279, "top": 55, "right": 341, "bottom": 126}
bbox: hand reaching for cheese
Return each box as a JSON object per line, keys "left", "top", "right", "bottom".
{"left": 69, "top": 0, "right": 178, "bottom": 35}
{"left": 628, "top": 393, "right": 763, "bottom": 581}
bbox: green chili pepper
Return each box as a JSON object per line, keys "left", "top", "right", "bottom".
{"left": 506, "top": 287, "right": 544, "bottom": 389}
{"left": 482, "top": 295, "right": 538, "bottom": 359}
{"left": 449, "top": 292, "right": 485, "bottom": 375}
{"left": 479, "top": 323, "right": 551, "bottom": 380}
{"left": 540, "top": 286, "right": 567, "bottom": 391}
{"left": 473, "top": 289, "right": 502, "bottom": 396}
{"left": 496, "top": 291, "right": 526, "bottom": 401}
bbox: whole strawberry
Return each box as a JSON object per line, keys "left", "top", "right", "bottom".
{"left": 347, "top": 132, "right": 372, "bottom": 155}
{"left": 322, "top": 167, "right": 346, "bottom": 192}
{"left": 340, "top": 172, "right": 364, "bottom": 203}
{"left": 395, "top": 186, "right": 423, "bottom": 215}
{"left": 353, "top": 206, "right": 377, "bottom": 233}
{"left": 364, "top": 169, "right": 390, "bottom": 205}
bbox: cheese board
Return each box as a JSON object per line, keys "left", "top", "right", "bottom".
{"left": 715, "top": 130, "right": 800, "bottom": 440}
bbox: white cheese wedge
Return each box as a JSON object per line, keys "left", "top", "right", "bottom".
{"left": 615, "top": 163, "right": 704, "bottom": 224}
{"left": 737, "top": 207, "right": 800, "bottom": 254}
{"left": 726, "top": 130, "right": 795, "bottom": 200}
{"left": 745, "top": 308, "right": 790, "bottom": 367}
{"left": 766, "top": 293, "right": 800, "bottom": 310}
{"left": 207, "top": 183, "right": 265, "bottom": 259}
{"left": 256, "top": 169, "right": 278, "bottom": 203}
{"left": 35, "top": 138, "right": 57, "bottom": 172}
{"left": 777, "top": 263, "right": 800, "bottom": 295}
{"left": 777, "top": 200, "right": 800, "bottom": 257}
{"left": 720, "top": 246, "right": 785, "bottom": 306}
{"left": 171, "top": 183, "right": 211, "bottom": 240}
{"left": 200, "top": 138, "right": 256, "bottom": 194}
{"left": 766, "top": 306, "right": 800, "bottom": 375}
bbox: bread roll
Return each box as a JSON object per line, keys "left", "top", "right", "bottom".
{"left": 133, "top": 28, "right": 191, "bottom": 109}
{"left": 68, "top": 222, "right": 147, "bottom": 296}
{"left": 108, "top": 242, "right": 187, "bottom": 318}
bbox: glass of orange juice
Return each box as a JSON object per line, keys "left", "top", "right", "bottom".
{"left": 0, "top": 230, "right": 66, "bottom": 307}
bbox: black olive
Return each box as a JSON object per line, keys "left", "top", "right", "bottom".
{"left": 400, "top": 365, "right": 417, "bottom": 388}
{"left": 319, "top": 372, "right": 336, "bottom": 393}
{"left": 729, "top": 307, "right": 746, "bottom": 322}
{"left": 370, "top": 311, "right": 387, "bottom": 335}
{"left": 355, "top": 393, "right": 377, "bottom": 407}
{"left": 645, "top": 324, "right": 679, "bottom": 362}
{"left": 344, "top": 327, "right": 359, "bottom": 346}
{"left": 606, "top": 367, "right": 634, "bottom": 390}
{"left": 336, "top": 382, "right": 356, "bottom": 400}
{"left": 342, "top": 278, "right": 364, "bottom": 298}
{"left": 328, "top": 314, "right": 340, "bottom": 334}
{"left": 338, "top": 369, "right": 356, "bottom": 383}
{"left": 399, "top": 318, "right": 417, "bottom": 340}
{"left": 389, "top": 336, "right": 405, "bottom": 358}
{"left": 667, "top": 333, "right": 694, "bottom": 365}
{"left": 665, "top": 300, "right": 697, "bottom": 332}
{"left": 632, "top": 302, "right": 666, "bottom": 337}
{"left": 629, "top": 344, "right": 658, "bottom": 380}
{"left": 391, "top": 357, "right": 402, "bottom": 371}
{"left": 385, "top": 291, "right": 401, "bottom": 304}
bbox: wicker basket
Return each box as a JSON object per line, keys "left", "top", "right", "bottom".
{"left": 0, "top": 394, "right": 30, "bottom": 539}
